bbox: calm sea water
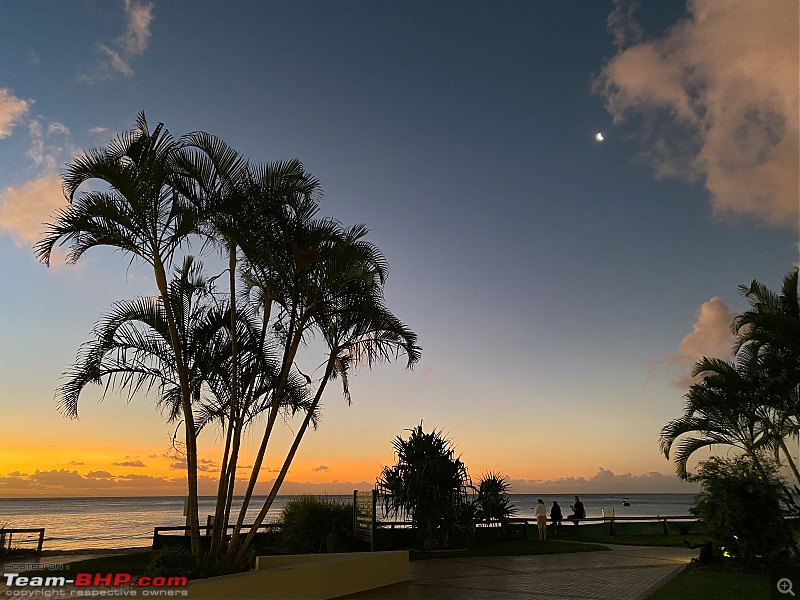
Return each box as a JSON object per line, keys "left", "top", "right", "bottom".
{"left": 0, "top": 493, "right": 696, "bottom": 551}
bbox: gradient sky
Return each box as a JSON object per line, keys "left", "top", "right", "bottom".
{"left": 0, "top": 0, "right": 797, "bottom": 497}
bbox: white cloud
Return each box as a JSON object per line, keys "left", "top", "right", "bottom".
{"left": 82, "top": 0, "right": 154, "bottom": 81}
{"left": 120, "top": 0, "right": 154, "bottom": 55}
{"left": 0, "top": 88, "right": 30, "bottom": 138}
{"left": 47, "top": 122, "right": 70, "bottom": 136}
{"left": 651, "top": 297, "right": 737, "bottom": 389}
{"left": 0, "top": 172, "right": 66, "bottom": 248}
{"left": 595, "top": 0, "right": 799, "bottom": 227}
{"left": 98, "top": 44, "right": 133, "bottom": 77}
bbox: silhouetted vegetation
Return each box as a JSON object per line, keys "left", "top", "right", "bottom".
{"left": 277, "top": 495, "right": 353, "bottom": 554}
{"left": 37, "top": 112, "right": 421, "bottom": 568}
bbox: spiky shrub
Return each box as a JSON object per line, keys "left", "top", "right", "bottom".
{"left": 277, "top": 495, "right": 353, "bottom": 554}
{"left": 378, "top": 425, "right": 472, "bottom": 549}
{"left": 690, "top": 455, "right": 794, "bottom": 566}
{"left": 474, "top": 472, "right": 516, "bottom": 525}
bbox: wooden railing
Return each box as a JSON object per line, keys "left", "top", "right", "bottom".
{"left": 152, "top": 523, "right": 281, "bottom": 548}
{"left": 506, "top": 515, "right": 697, "bottom": 535}
{"left": 0, "top": 528, "right": 45, "bottom": 553}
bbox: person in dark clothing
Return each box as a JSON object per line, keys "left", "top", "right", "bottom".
{"left": 565, "top": 496, "right": 586, "bottom": 523}
{"left": 550, "top": 501, "right": 563, "bottom": 535}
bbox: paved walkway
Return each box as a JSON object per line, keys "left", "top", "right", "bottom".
{"left": 340, "top": 544, "right": 696, "bottom": 600}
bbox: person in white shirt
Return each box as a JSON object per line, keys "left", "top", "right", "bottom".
{"left": 534, "top": 498, "right": 548, "bottom": 540}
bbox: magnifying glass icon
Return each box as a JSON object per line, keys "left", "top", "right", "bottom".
{"left": 778, "top": 578, "right": 795, "bottom": 596}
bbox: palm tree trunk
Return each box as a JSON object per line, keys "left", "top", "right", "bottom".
{"left": 234, "top": 355, "right": 336, "bottom": 563}
{"left": 226, "top": 311, "right": 307, "bottom": 560}
{"left": 154, "top": 258, "right": 202, "bottom": 562}
{"left": 210, "top": 242, "right": 240, "bottom": 558}
{"left": 778, "top": 437, "right": 800, "bottom": 485}
{"left": 221, "top": 301, "right": 273, "bottom": 545}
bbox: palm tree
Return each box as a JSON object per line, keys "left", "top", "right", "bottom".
{"left": 734, "top": 269, "right": 800, "bottom": 425}
{"left": 229, "top": 225, "right": 420, "bottom": 562}
{"left": 660, "top": 357, "right": 783, "bottom": 479}
{"left": 34, "top": 113, "right": 207, "bottom": 560}
{"left": 58, "top": 256, "right": 313, "bottom": 564}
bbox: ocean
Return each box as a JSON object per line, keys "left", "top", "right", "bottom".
{"left": 0, "top": 493, "right": 696, "bottom": 551}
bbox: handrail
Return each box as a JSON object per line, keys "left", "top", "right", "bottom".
{"left": 0, "top": 527, "right": 45, "bottom": 553}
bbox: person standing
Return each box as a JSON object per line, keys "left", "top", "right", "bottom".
{"left": 534, "top": 499, "right": 548, "bottom": 540}
{"left": 550, "top": 501, "right": 563, "bottom": 535}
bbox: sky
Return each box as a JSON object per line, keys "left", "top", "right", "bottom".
{"left": 0, "top": 0, "right": 797, "bottom": 497}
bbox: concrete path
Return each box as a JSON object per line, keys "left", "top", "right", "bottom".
{"left": 340, "top": 544, "right": 696, "bottom": 600}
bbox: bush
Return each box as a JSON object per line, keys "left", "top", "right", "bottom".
{"left": 378, "top": 424, "right": 473, "bottom": 549}
{"left": 277, "top": 495, "right": 353, "bottom": 554}
{"left": 690, "top": 456, "right": 795, "bottom": 566}
{"left": 474, "top": 472, "right": 516, "bottom": 525}
{"left": 145, "top": 546, "right": 196, "bottom": 578}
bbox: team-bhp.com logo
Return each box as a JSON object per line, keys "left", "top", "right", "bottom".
{"left": 3, "top": 572, "right": 188, "bottom": 597}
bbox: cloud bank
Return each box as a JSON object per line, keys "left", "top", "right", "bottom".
{"left": 0, "top": 469, "right": 375, "bottom": 497}
{"left": 509, "top": 467, "right": 699, "bottom": 494}
{"left": 595, "top": 0, "right": 799, "bottom": 227}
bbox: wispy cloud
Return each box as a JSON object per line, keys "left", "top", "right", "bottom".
{"left": 311, "top": 465, "right": 331, "bottom": 472}
{"left": 0, "top": 88, "right": 30, "bottom": 138}
{"left": 595, "top": 0, "right": 799, "bottom": 227}
{"left": 113, "top": 460, "right": 147, "bottom": 467}
{"left": 81, "top": 0, "right": 154, "bottom": 82}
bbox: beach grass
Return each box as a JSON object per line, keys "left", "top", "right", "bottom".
{"left": 645, "top": 565, "right": 770, "bottom": 600}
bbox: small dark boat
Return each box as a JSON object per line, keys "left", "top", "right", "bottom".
{"left": 622, "top": 501, "right": 631, "bottom": 507}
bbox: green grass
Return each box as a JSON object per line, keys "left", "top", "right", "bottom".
{"left": 553, "top": 521, "right": 707, "bottom": 547}
{"left": 565, "top": 532, "right": 708, "bottom": 547}
{"left": 409, "top": 537, "right": 608, "bottom": 560}
{"left": 645, "top": 566, "right": 770, "bottom": 600}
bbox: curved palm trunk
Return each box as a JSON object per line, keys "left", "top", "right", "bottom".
{"left": 233, "top": 355, "right": 336, "bottom": 563}
{"left": 778, "top": 437, "right": 800, "bottom": 485}
{"left": 210, "top": 241, "right": 240, "bottom": 558}
{"left": 154, "top": 257, "right": 202, "bottom": 562}
{"left": 226, "top": 311, "right": 307, "bottom": 560}
{"left": 220, "top": 301, "right": 273, "bottom": 549}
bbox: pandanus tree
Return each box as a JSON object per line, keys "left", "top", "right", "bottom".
{"left": 34, "top": 114, "right": 207, "bottom": 559}
{"left": 379, "top": 425, "right": 472, "bottom": 549}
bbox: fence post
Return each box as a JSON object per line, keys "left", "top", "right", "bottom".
{"left": 37, "top": 529, "right": 44, "bottom": 553}
{"left": 662, "top": 518, "right": 668, "bottom": 535}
